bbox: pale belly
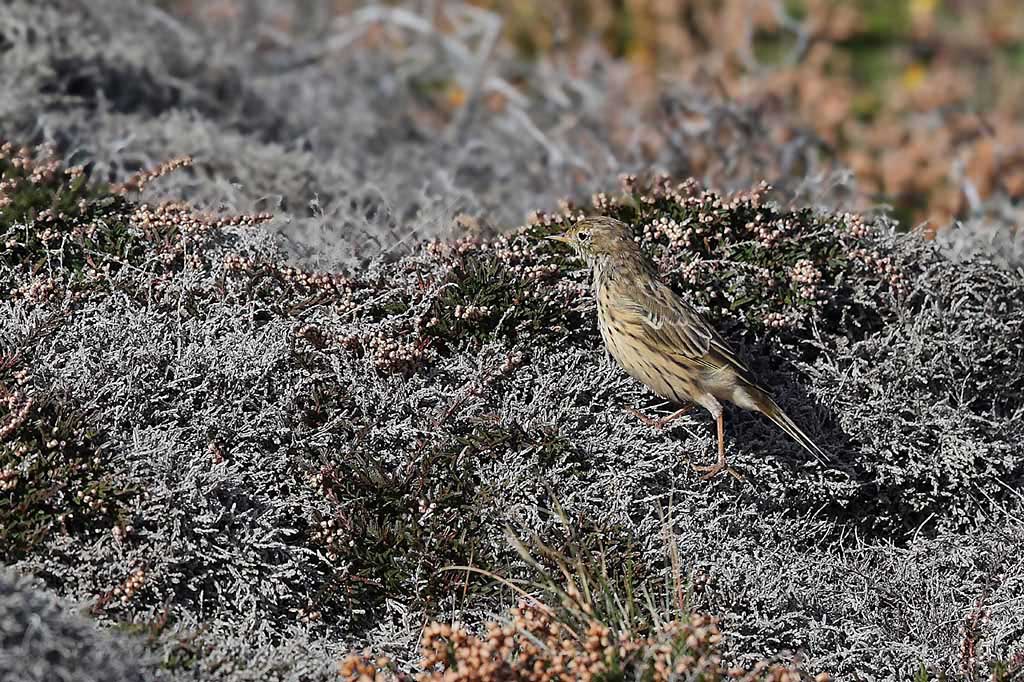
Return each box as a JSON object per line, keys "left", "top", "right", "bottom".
{"left": 597, "top": 311, "right": 701, "bottom": 406}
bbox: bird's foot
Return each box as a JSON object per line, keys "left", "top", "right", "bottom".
{"left": 691, "top": 461, "right": 744, "bottom": 481}
{"left": 624, "top": 405, "right": 692, "bottom": 429}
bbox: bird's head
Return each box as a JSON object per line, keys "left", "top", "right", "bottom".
{"left": 546, "top": 216, "right": 639, "bottom": 266}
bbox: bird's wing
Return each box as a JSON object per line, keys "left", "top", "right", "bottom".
{"left": 615, "top": 280, "right": 751, "bottom": 376}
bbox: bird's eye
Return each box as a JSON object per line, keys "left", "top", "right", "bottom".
{"left": 578, "top": 231, "right": 591, "bottom": 242}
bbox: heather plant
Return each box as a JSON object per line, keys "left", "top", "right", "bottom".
{"left": 475, "top": 0, "right": 1024, "bottom": 231}
{"left": 0, "top": 142, "right": 273, "bottom": 307}
{"left": 2, "top": 2, "right": 1024, "bottom": 680}
{"left": 3, "top": 135, "right": 1023, "bottom": 679}
{"left": 559, "top": 176, "right": 908, "bottom": 344}
{"left": 339, "top": 522, "right": 822, "bottom": 682}
{"left": 0, "top": 143, "right": 134, "bottom": 296}
{"left": 0, "top": 355, "right": 135, "bottom": 563}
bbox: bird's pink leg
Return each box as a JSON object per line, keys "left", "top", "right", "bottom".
{"left": 692, "top": 413, "right": 744, "bottom": 481}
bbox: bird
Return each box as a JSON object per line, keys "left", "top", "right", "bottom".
{"left": 547, "top": 216, "right": 827, "bottom": 480}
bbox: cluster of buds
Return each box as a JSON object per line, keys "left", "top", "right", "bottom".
{"left": 749, "top": 214, "right": 796, "bottom": 248}
{"left": 763, "top": 311, "right": 795, "bottom": 330}
{"left": 643, "top": 215, "right": 694, "bottom": 249}
{"left": 69, "top": 220, "right": 100, "bottom": 242}
{"left": 112, "top": 520, "right": 135, "bottom": 544}
{"left": 274, "top": 264, "right": 348, "bottom": 292}
{"left": 394, "top": 605, "right": 808, "bottom": 682}
{"left": 35, "top": 223, "right": 62, "bottom": 244}
{"left": 731, "top": 180, "right": 773, "bottom": 209}
{"left": 790, "top": 258, "right": 823, "bottom": 300}
{"left": 668, "top": 257, "right": 705, "bottom": 287}
{"left": 132, "top": 202, "right": 272, "bottom": 242}
{"left": 194, "top": 210, "right": 273, "bottom": 232}
{"left": 225, "top": 255, "right": 353, "bottom": 303}
{"left": 840, "top": 211, "right": 871, "bottom": 239}
{"left": 0, "top": 468, "right": 17, "bottom": 492}
{"left": 365, "top": 335, "right": 429, "bottom": 373}
{"left": 336, "top": 328, "right": 432, "bottom": 374}
{"left": 1, "top": 378, "right": 33, "bottom": 438}
{"left": 416, "top": 620, "right": 517, "bottom": 682}
{"left": 502, "top": 262, "right": 560, "bottom": 284}
{"left": 453, "top": 304, "right": 491, "bottom": 321}
{"left": 662, "top": 178, "right": 703, "bottom": 206}
{"left": 415, "top": 315, "right": 441, "bottom": 333}
{"left": 541, "top": 277, "right": 588, "bottom": 307}
{"left": 76, "top": 485, "right": 111, "bottom": 515}
{"left": 526, "top": 210, "right": 551, "bottom": 227}
{"left": 112, "top": 566, "right": 146, "bottom": 605}
{"left": 490, "top": 232, "right": 534, "bottom": 265}
{"left": 425, "top": 236, "right": 483, "bottom": 259}
{"left": 313, "top": 516, "right": 347, "bottom": 561}
{"left": 223, "top": 254, "right": 256, "bottom": 273}
{"left": 484, "top": 351, "right": 525, "bottom": 386}
{"left": 296, "top": 323, "right": 328, "bottom": 349}
{"left": 591, "top": 192, "right": 614, "bottom": 210}
{"left": 489, "top": 231, "right": 563, "bottom": 285}
{"left": 645, "top": 173, "right": 675, "bottom": 200}
{"left": 849, "top": 248, "right": 907, "bottom": 293}
{"left": 338, "top": 653, "right": 392, "bottom": 682}
{"left": 10, "top": 275, "right": 59, "bottom": 303}
{"left": 27, "top": 155, "right": 61, "bottom": 186}
{"left": 340, "top": 596, "right": 824, "bottom": 682}
{"left": 114, "top": 156, "right": 193, "bottom": 194}
{"left": 528, "top": 199, "right": 584, "bottom": 228}
{"left": 1, "top": 143, "right": 59, "bottom": 184}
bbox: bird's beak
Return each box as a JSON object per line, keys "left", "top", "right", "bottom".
{"left": 545, "top": 234, "right": 572, "bottom": 245}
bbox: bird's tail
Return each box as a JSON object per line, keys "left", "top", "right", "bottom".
{"left": 750, "top": 389, "right": 829, "bottom": 463}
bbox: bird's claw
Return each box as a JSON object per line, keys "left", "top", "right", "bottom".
{"left": 691, "top": 462, "right": 744, "bottom": 481}
{"left": 624, "top": 407, "right": 665, "bottom": 429}
{"left": 624, "top": 405, "right": 692, "bottom": 430}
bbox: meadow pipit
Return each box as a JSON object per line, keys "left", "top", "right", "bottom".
{"left": 548, "top": 216, "right": 826, "bottom": 480}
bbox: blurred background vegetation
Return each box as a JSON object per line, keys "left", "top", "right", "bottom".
{"left": 168, "top": 0, "right": 1024, "bottom": 233}
{"left": 481, "top": 0, "right": 1024, "bottom": 233}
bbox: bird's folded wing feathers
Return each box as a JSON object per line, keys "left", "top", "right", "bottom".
{"left": 616, "top": 282, "right": 751, "bottom": 375}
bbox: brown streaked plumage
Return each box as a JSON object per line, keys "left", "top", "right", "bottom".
{"left": 548, "top": 216, "right": 826, "bottom": 479}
